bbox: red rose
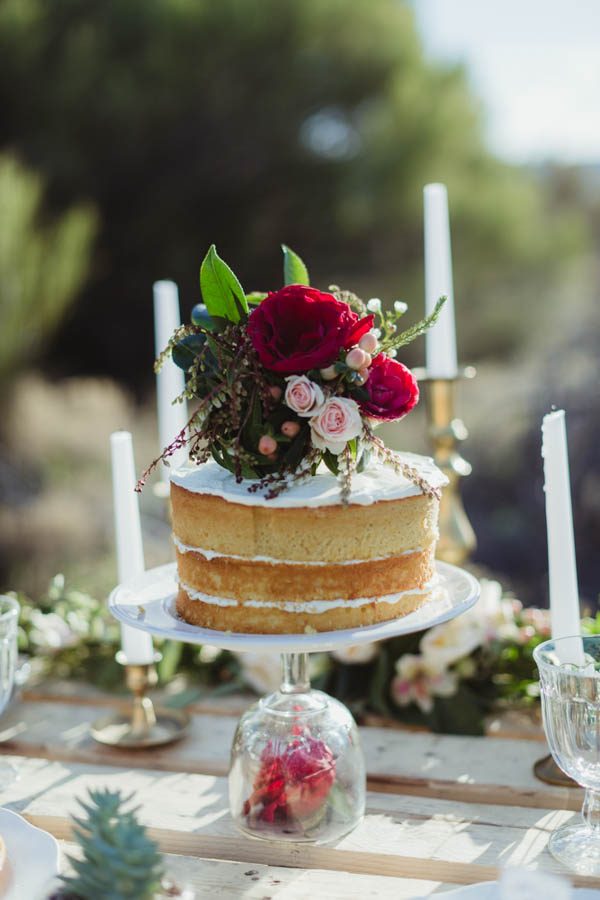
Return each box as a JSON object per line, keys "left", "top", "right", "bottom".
{"left": 360, "top": 353, "right": 419, "bottom": 421}
{"left": 247, "top": 285, "right": 373, "bottom": 374}
{"left": 243, "top": 735, "right": 336, "bottom": 825}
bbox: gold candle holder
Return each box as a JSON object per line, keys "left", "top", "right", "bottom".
{"left": 415, "top": 367, "right": 477, "bottom": 566}
{"left": 91, "top": 652, "right": 189, "bottom": 748}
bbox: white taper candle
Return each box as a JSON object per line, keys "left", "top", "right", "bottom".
{"left": 541, "top": 410, "right": 584, "bottom": 666}
{"left": 423, "top": 183, "right": 458, "bottom": 379}
{"left": 153, "top": 280, "right": 188, "bottom": 482}
{"left": 110, "top": 431, "right": 155, "bottom": 664}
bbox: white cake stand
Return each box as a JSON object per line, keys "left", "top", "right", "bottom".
{"left": 108, "top": 560, "right": 479, "bottom": 844}
{"left": 108, "top": 559, "right": 479, "bottom": 653}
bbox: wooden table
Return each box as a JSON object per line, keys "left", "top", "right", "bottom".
{"left": 0, "top": 684, "right": 598, "bottom": 898}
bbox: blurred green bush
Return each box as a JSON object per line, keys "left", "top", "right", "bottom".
{"left": 0, "top": 0, "right": 587, "bottom": 386}
{"left": 0, "top": 154, "right": 97, "bottom": 384}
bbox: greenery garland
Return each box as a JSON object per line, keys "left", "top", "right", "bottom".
{"left": 13, "top": 575, "right": 600, "bottom": 735}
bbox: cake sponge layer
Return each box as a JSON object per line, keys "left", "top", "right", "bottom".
{"left": 175, "top": 546, "right": 435, "bottom": 602}
{"left": 175, "top": 585, "right": 435, "bottom": 634}
{"left": 171, "top": 485, "right": 438, "bottom": 563}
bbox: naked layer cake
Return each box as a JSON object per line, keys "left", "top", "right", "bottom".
{"left": 144, "top": 243, "right": 449, "bottom": 635}
{"left": 171, "top": 454, "right": 446, "bottom": 633}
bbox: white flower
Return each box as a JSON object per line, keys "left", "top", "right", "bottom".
{"left": 372, "top": 328, "right": 382, "bottom": 339}
{"left": 420, "top": 579, "right": 520, "bottom": 667}
{"left": 29, "top": 611, "right": 78, "bottom": 651}
{"left": 366, "top": 298, "right": 382, "bottom": 313}
{"left": 284, "top": 375, "right": 326, "bottom": 417}
{"left": 236, "top": 651, "right": 281, "bottom": 695}
{"left": 391, "top": 654, "right": 458, "bottom": 713}
{"left": 393, "top": 300, "right": 408, "bottom": 314}
{"left": 310, "top": 397, "right": 363, "bottom": 455}
{"left": 420, "top": 612, "right": 484, "bottom": 668}
{"left": 331, "top": 642, "right": 379, "bottom": 665}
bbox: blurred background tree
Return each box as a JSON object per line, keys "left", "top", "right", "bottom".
{"left": 0, "top": 0, "right": 585, "bottom": 386}
{"left": 0, "top": 155, "right": 97, "bottom": 386}
{"left": 0, "top": 0, "right": 598, "bottom": 606}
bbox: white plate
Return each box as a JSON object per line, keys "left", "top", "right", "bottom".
{"left": 428, "top": 885, "right": 600, "bottom": 899}
{"left": 0, "top": 807, "right": 60, "bottom": 899}
{"left": 109, "top": 560, "right": 480, "bottom": 653}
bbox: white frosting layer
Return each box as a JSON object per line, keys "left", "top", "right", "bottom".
{"left": 172, "top": 535, "right": 423, "bottom": 566}
{"left": 178, "top": 578, "right": 437, "bottom": 614}
{"left": 170, "top": 454, "right": 446, "bottom": 508}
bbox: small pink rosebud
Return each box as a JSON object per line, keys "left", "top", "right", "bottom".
{"left": 320, "top": 365, "right": 337, "bottom": 381}
{"left": 358, "top": 331, "right": 378, "bottom": 354}
{"left": 258, "top": 435, "right": 278, "bottom": 455}
{"left": 268, "top": 385, "right": 283, "bottom": 401}
{"left": 345, "top": 347, "right": 369, "bottom": 370}
{"left": 281, "top": 420, "right": 301, "bottom": 438}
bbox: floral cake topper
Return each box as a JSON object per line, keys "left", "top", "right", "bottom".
{"left": 141, "top": 245, "right": 444, "bottom": 500}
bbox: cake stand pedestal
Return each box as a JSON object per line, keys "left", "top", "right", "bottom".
{"left": 109, "top": 560, "right": 479, "bottom": 843}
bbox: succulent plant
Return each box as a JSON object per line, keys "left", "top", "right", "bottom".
{"left": 59, "top": 789, "right": 164, "bottom": 900}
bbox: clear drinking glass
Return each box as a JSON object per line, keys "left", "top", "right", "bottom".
{"left": 229, "top": 651, "right": 365, "bottom": 843}
{"left": 0, "top": 596, "right": 19, "bottom": 717}
{"left": 535, "top": 635, "right": 600, "bottom": 875}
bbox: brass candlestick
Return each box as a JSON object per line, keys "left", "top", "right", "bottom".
{"left": 91, "top": 652, "right": 189, "bottom": 748}
{"left": 416, "top": 368, "right": 477, "bottom": 566}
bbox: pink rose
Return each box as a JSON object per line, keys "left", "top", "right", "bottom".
{"left": 284, "top": 375, "right": 325, "bottom": 418}
{"left": 310, "top": 397, "right": 362, "bottom": 455}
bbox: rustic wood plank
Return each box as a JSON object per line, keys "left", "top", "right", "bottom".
{"left": 58, "top": 840, "right": 449, "bottom": 898}
{"left": 0, "top": 699, "right": 577, "bottom": 811}
{"left": 1, "top": 755, "right": 597, "bottom": 889}
{"left": 21, "top": 683, "right": 255, "bottom": 717}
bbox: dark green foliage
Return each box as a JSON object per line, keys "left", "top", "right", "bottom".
{"left": 0, "top": 0, "right": 584, "bottom": 386}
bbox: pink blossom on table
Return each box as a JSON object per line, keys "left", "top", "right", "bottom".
{"left": 390, "top": 654, "right": 458, "bottom": 714}
{"left": 284, "top": 375, "right": 326, "bottom": 417}
{"left": 258, "top": 435, "right": 278, "bottom": 455}
{"left": 309, "top": 397, "right": 362, "bottom": 455}
{"left": 520, "top": 606, "right": 551, "bottom": 637}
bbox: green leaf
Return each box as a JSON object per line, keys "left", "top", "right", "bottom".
{"left": 282, "top": 244, "right": 310, "bottom": 286}
{"left": 200, "top": 244, "right": 248, "bottom": 324}
{"left": 322, "top": 450, "right": 339, "bottom": 475}
{"left": 172, "top": 333, "right": 206, "bottom": 370}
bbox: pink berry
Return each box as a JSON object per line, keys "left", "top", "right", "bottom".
{"left": 268, "top": 385, "right": 283, "bottom": 401}
{"left": 281, "top": 421, "right": 301, "bottom": 438}
{"left": 359, "top": 331, "right": 378, "bottom": 354}
{"left": 258, "top": 435, "right": 278, "bottom": 455}
{"left": 320, "top": 365, "right": 337, "bottom": 381}
{"left": 345, "top": 347, "right": 369, "bottom": 370}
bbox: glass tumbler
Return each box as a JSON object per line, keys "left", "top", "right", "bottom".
{"left": 229, "top": 652, "right": 365, "bottom": 843}
{"left": 535, "top": 635, "right": 600, "bottom": 875}
{"left": 0, "top": 595, "right": 20, "bottom": 788}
